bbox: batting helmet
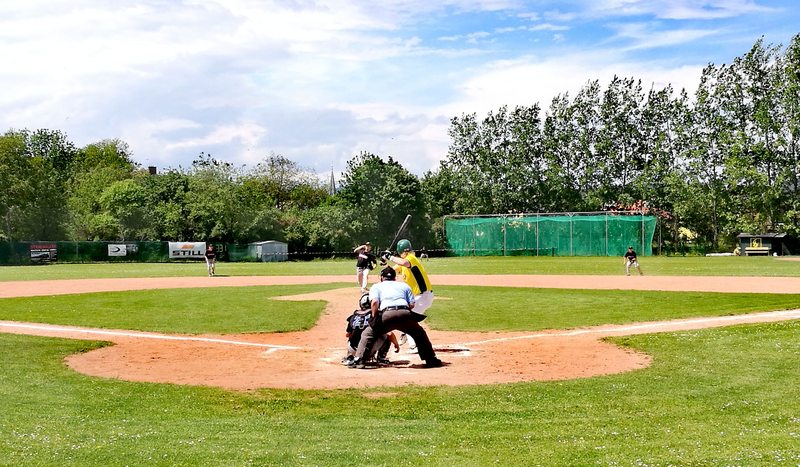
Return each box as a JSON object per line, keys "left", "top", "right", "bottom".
{"left": 396, "top": 239, "right": 412, "bottom": 253}
{"left": 359, "top": 293, "right": 370, "bottom": 310}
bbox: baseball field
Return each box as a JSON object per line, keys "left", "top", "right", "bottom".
{"left": 1, "top": 256, "right": 799, "bottom": 465}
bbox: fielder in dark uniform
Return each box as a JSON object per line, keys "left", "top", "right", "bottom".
{"left": 353, "top": 242, "right": 377, "bottom": 293}
{"left": 624, "top": 246, "right": 643, "bottom": 276}
{"left": 349, "top": 267, "right": 443, "bottom": 369}
{"left": 204, "top": 244, "right": 217, "bottom": 277}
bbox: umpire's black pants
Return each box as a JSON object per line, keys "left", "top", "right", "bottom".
{"left": 355, "top": 308, "right": 436, "bottom": 363}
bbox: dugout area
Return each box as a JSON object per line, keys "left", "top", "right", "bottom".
{"left": 737, "top": 232, "right": 799, "bottom": 256}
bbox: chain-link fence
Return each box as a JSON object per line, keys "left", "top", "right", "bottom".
{"left": 444, "top": 212, "right": 656, "bottom": 257}
{"left": 0, "top": 241, "right": 283, "bottom": 265}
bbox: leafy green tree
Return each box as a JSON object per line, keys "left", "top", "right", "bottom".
{"left": 542, "top": 82, "right": 602, "bottom": 211}
{"left": 140, "top": 170, "right": 191, "bottom": 241}
{"left": 443, "top": 105, "right": 545, "bottom": 214}
{"left": 282, "top": 204, "right": 357, "bottom": 255}
{"left": 13, "top": 129, "right": 77, "bottom": 240}
{"left": 74, "top": 139, "right": 136, "bottom": 173}
{"left": 98, "top": 178, "right": 151, "bottom": 240}
{"left": 336, "top": 152, "right": 429, "bottom": 249}
{"left": 249, "top": 154, "right": 328, "bottom": 210}
{"left": 596, "top": 76, "right": 646, "bottom": 200}
{"left": 420, "top": 166, "right": 461, "bottom": 248}
{"left": 67, "top": 139, "right": 137, "bottom": 240}
{"left": 0, "top": 131, "right": 31, "bottom": 240}
{"left": 184, "top": 154, "right": 240, "bottom": 241}
{"left": 634, "top": 85, "right": 682, "bottom": 213}
{"left": 681, "top": 64, "right": 735, "bottom": 249}
{"left": 230, "top": 154, "right": 328, "bottom": 244}
{"left": 717, "top": 39, "right": 783, "bottom": 236}
{"left": 774, "top": 33, "right": 800, "bottom": 236}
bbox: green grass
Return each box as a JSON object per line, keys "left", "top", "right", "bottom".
{"left": 2, "top": 262, "right": 799, "bottom": 464}
{"left": 2, "top": 321, "right": 798, "bottom": 465}
{"left": 0, "top": 284, "right": 341, "bottom": 334}
{"left": 430, "top": 255, "right": 800, "bottom": 276}
{"left": 0, "top": 260, "right": 357, "bottom": 281}
{"left": 1, "top": 255, "right": 799, "bottom": 281}
{"left": 2, "top": 285, "right": 799, "bottom": 335}
{"left": 432, "top": 285, "right": 800, "bottom": 331}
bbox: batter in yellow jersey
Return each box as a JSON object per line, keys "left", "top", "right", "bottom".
{"left": 381, "top": 238, "right": 434, "bottom": 316}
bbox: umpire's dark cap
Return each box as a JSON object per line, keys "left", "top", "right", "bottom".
{"left": 380, "top": 266, "right": 396, "bottom": 279}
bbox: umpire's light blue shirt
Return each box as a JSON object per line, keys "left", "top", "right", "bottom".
{"left": 369, "top": 280, "right": 415, "bottom": 310}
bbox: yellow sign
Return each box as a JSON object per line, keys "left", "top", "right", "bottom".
{"left": 750, "top": 238, "right": 762, "bottom": 248}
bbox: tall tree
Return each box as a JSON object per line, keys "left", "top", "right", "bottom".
{"left": 184, "top": 154, "right": 240, "bottom": 241}
{"left": 444, "top": 104, "right": 545, "bottom": 214}
{"left": 596, "top": 76, "right": 646, "bottom": 200}
{"left": 718, "top": 39, "right": 783, "bottom": 235}
{"left": 775, "top": 33, "right": 800, "bottom": 236}
{"left": 67, "top": 139, "right": 138, "bottom": 240}
{"left": 683, "top": 64, "right": 735, "bottom": 249}
{"left": 14, "top": 129, "right": 77, "bottom": 240}
{"left": 249, "top": 154, "right": 328, "bottom": 210}
{"left": 542, "top": 82, "right": 602, "bottom": 211}
{"left": 98, "top": 178, "right": 152, "bottom": 240}
{"left": 140, "top": 170, "right": 191, "bottom": 241}
{"left": 336, "top": 152, "right": 429, "bottom": 249}
{"left": 0, "top": 131, "right": 31, "bottom": 240}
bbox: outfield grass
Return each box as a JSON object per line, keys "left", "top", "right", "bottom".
{"left": 1, "top": 285, "right": 799, "bottom": 334}
{"left": 433, "top": 286, "right": 800, "bottom": 332}
{"left": 2, "top": 321, "right": 798, "bottom": 465}
{"left": 2, "top": 262, "right": 799, "bottom": 465}
{"left": 1, "top": 255, "right": 799, "bottom": 281}
{"left": 0, "top": 284, "right": 339, "bottom": 334}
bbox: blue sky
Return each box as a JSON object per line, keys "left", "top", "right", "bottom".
{"left": 1, "top": 1, "right": 798, "bottom": 178}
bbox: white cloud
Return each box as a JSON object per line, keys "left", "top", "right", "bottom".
{"left": 0, "top": 0, "right": 795, "bottom": 179}
{"left": 610, "top": 23, "right": 720, "bottom": 50}
{"left": 165, "top": 122, "right": 266, "bottom": 151}
{"left": 586, "top": 0, "right": 776, "bottom": 20}
{"left": 529, "top": 23, "right": 571, "bottom": 32}
{"left": 441, "top": 52, "right": 704, "bottom": 118}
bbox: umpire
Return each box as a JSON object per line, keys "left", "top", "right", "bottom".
{"left": 349, "top": 266, "right": 443, "bottom": 369}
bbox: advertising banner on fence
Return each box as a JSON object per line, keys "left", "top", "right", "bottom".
{"left": 108, "top": 244, "right": 127, "bottom": 257}
{"left": 30, "top": 243, "right": 58, "bottom": 263}
{"left": 169, "top": 242, "right": 206, "bottom": 259}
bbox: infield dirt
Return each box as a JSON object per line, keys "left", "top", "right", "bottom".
{"left": 2, "top": 274, "right": 800, "bottom": 390}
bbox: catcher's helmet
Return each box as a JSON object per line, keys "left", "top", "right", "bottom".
{"left": 396, "top": 238, "right": 412, "bottom": 253}
{"left": 359, "top": 293, "right": 370, "bottom": 310}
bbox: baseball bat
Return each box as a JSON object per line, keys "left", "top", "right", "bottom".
{"left": 388, "top": 214, "right": 412, "bottom": 251}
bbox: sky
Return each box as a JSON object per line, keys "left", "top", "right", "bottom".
{"left": 1, "top": 1, "right": 798, "bottom": 179}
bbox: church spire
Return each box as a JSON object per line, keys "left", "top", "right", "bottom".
{"left": 328, "top": 166, "right": 336, "bottom": 195}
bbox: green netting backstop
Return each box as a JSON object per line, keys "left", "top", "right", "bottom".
{"left": 445, "top": 213, "right": 657, "bottom": 257}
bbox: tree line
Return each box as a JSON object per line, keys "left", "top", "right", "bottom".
{"left": 427, "top": 35, "right": 800, "bottom": 251}
{"left": 2, "top": 35, "right": 799, "bottom": 254}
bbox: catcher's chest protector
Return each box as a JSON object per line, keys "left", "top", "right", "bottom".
{"left": 351, "top": 312, "right": 370, "bottom": 330}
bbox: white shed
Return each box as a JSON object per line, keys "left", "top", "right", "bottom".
{"left": 250, "top": 240, "right": 289, "bottom": 262}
